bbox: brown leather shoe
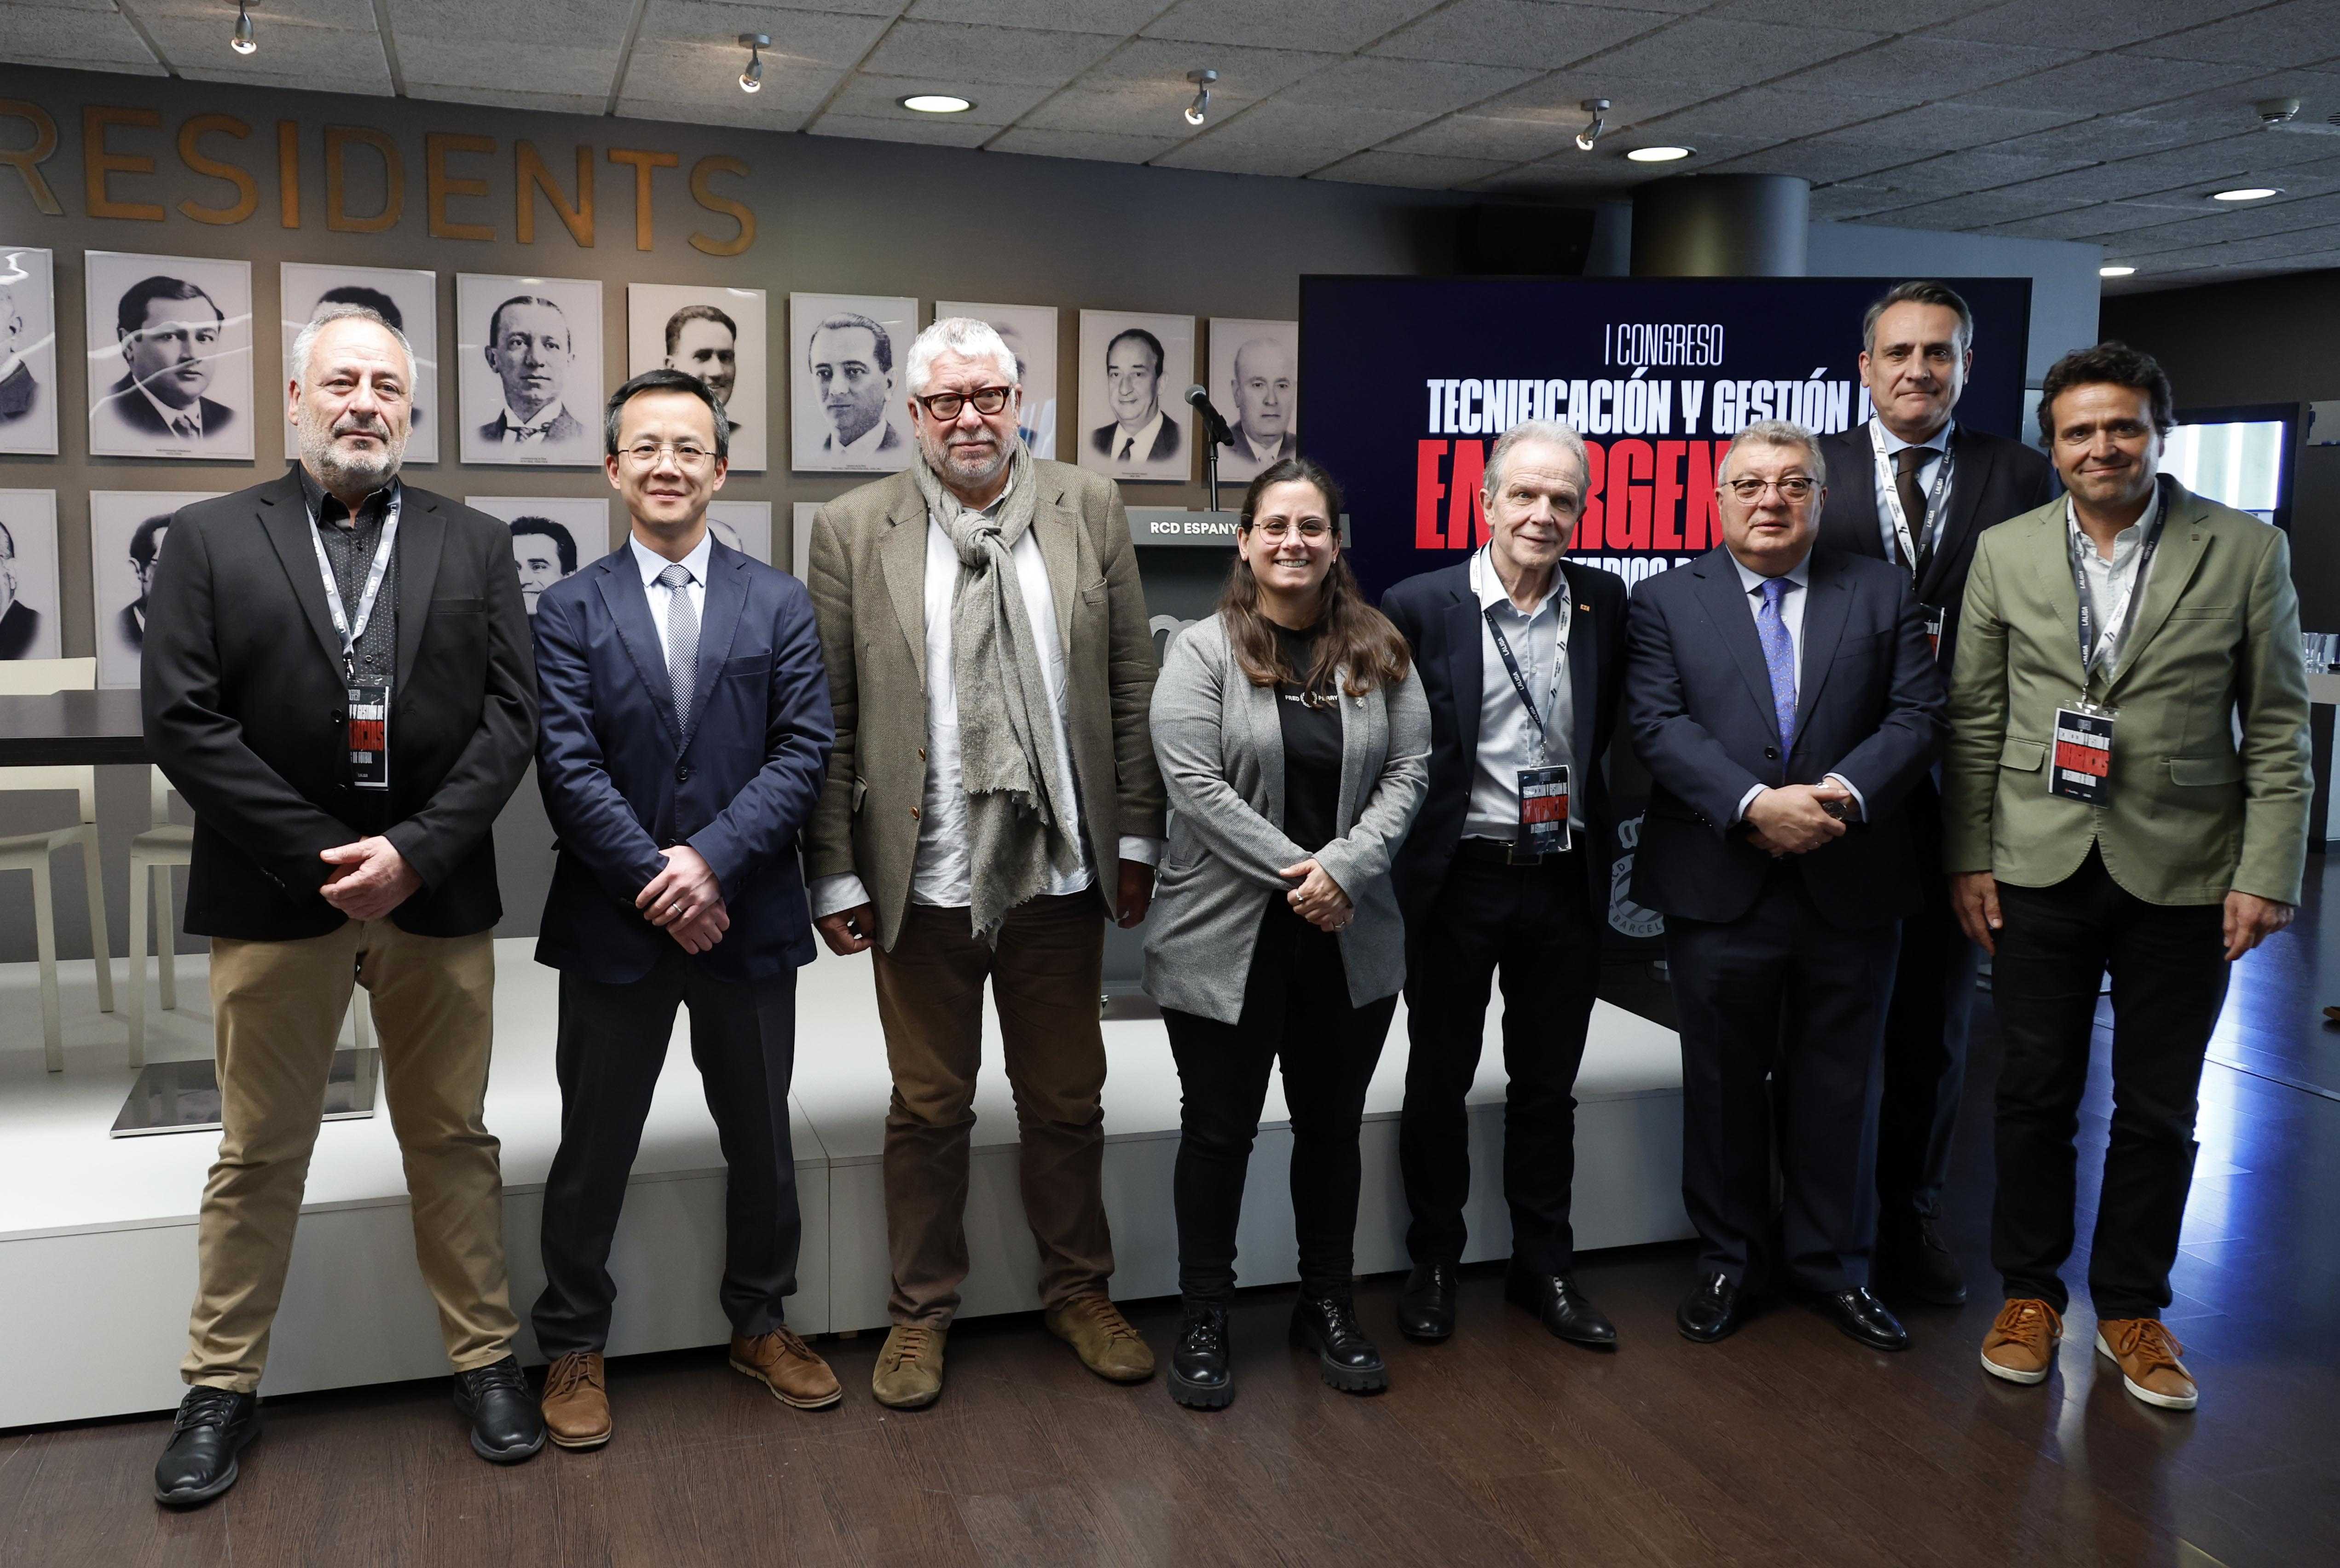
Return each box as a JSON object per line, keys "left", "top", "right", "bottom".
{"left": 2096, "top": 1317, "right": 2198, "bottom": 1411}
{"left": 540, "top": 1351, "right": 611, "bottom": 1450}
{"left": 1980, "top": 1298, "right": 2063, "bottom": 1385}
{"left": 871, "top": 1323, "right": 947, "bottom": 1410}
{"left": 1046, "top": 1293, "right": 1156, "bottom": 1383}
{"left": 729, "top": 1327, "right": 842, "bottom": 1410}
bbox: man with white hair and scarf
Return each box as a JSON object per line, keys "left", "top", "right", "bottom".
{"left": 807, "top": 317, "right": 1167, "bottom": 1409}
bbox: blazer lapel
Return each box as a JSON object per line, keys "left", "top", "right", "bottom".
{"left": 1560, "top": 562, "right": 1599, "bottom": 772}
{"left": 391, "top": 490, "right": 445, "bottom": 693}
{"left": 2108, "top": 477, "right": 2212, "bottom": 697}
{"left": 595, "top": 554, "right": 682, "bottom": 748}
{"left": 1790, "top": 553, "right": 1852, "bottom": 750}
{"left": 1918, "top": 427, "right": 1988, "bottom": 605}
{"left": 1693, "top": 551, "right": 1783, "bottom": 742}
{"left": 2027, "top": 507, "right": 2087, "bottom": 682}
{"left": 1034, "top": 475, "right": 1079, "bottom": 655}
{"left": 253, "top": 472, "right": 348, "bottom": 680}
{"left": 1441, "top": 587, "right": 1484, "bottom": 770}
{"left": 683, "top": 547, "right": 749, "bottom": 749}
{"left": 879, "top": 492, "right": 929, "bottom": 684}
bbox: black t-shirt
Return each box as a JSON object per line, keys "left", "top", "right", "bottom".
{"left": 1271, "top": 620, "right": 1342, "bottom": 854}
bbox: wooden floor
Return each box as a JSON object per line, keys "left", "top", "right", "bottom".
{"left": 6, "top": 872, "right": 2337, "bottom": 1568}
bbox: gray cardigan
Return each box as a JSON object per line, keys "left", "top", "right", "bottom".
{"left": 1143, "top": 612, "right": 1431, "bottom": 1025}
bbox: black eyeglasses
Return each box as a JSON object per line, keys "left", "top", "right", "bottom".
{"left": 913, "top": 386, "right": 1014, "bottom": 420}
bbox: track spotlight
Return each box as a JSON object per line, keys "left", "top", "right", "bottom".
{"left": 231, "top": 0, "right": 256, "bottom": 54}
{"left": 739, "top": 33, "right": 767, "bottom": 94}
{"left": 1185, "top": 69, "right": 1218, "bottom": 127}
{"left": 1574, "top": 98, "right": 1610, "bottom": 153}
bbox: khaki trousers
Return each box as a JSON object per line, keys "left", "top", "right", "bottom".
{"left": 184, "top": 919, "right": 516, "bottom": 1390}
{"left": 871, "top": 893, "right": 1114, "bottom": 1325}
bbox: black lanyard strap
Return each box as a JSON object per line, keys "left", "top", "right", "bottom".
{"left": 1483, "top": 606, "right": 1560, "bottom": 760}
{"left": 2068, "top": 500, "right": 2165, "bottom": 686}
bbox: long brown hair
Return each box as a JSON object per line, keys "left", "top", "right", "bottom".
{"left": 1219, "top": 456, "right": 1412, "bottom": 698}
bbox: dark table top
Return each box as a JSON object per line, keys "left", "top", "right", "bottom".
{"left": 0, "top": 690, "right": 151, "bottom": 767}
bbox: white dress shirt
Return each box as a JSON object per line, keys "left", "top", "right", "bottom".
{"left": 1110, "top": 409, "right": 1167, "bottom": 465}
{"left": 1465, "top": 546, "right": 1577, "bottom": 840}
{"left": 2067, "top": 483, "right": 2165, "bottom": 680}
{"left": 1871, "top": 418, "right": 1953, "bottom": 571}
{"left": 137, "top": 380, "right": 204, "bottom": 439}
{"left": 497, "top": 398, "right": 568, "bottom": 444}
{"left": 630, "top": 530, "right": 712, "bottom": 684}
{"left": 1726, "top": 550, "right": 1865, "bottom": 823}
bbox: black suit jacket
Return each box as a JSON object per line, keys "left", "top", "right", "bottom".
{"left": 141, "top": 470, "right": 538, "bottom": 941}
{"left": 0, "top": 600, "right": 39, "bottom": 658}
{"left": 1814, "top": 420, "right": 2055, "bottom": 676}
{"left": 98, "top": 373, "right": 235, "bottom": 439}
{"left": 1624, "top": 547, "right": 1946, "bottom": 930}
{"left": 1381, "top": 557, "right": 1628, "bottom": 919}
{"left": 1090, "top": 415, "right": 1181, "bottom": 462}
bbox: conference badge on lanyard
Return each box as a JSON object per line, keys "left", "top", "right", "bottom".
{"left": 346, "top": 682, "right": 390, "bottom": 791}
{"left": 307, "top": 496, "right": 401, "bottom": 793}
{"left": 1484, "top": 605, "right": 1570, "bottom": 862}
{"left": 2049, "top": 704, "right": 2113, "bottom": 806}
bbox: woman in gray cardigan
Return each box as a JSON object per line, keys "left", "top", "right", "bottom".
{"left": 1144, "top": 456, "right": 1430, "bottom": 1410}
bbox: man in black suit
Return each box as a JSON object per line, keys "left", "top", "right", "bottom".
{"left": 1089, "top": 327, "right": 1182, "bottom": 466}
{"left": 94, "top": 276, "right": 237, "bottom": 447}
{"left": 143, "top": 304, "right": 543, "bottom": 1507}
{"left": 1625, "top": 418, "right": 1946, "bottom": 1353}
{"left": 1815, "top": 281, "right": 2057, "bottom": 1308}
{"left": 0, "top": 518, "right": 40, "bottom": 657}
{"left": 1381, "top": 419, "right": 1628, "bottom": 1350}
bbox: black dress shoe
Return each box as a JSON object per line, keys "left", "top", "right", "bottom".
{"left": 1167, "top": 1303, "right": 1232, "bottom": 1410}
{"left": 1880, "top": 1215, "right": 1969, "bottom": 1307}
{"left": 1676, "top": 1273, "right": 1753, "bottom": 1344}
{"left": 154, "top": 1387, "right": 260, "bottom": 1508}
{"left": 452, "top": 1356, "right": 547, "bottom": 1464}
{"left": 1289, "top": 1291, "right": 1389, "bottom": 1393}
{"left": 1505, "top": 1268, "right": 1617, "bottom": 1348}
{"left": 1397, "top": 1262, "right": 1457, "bottom": 1342}
{"left": 1814, "top": 1286, "right": 1911, "bottom": 1351}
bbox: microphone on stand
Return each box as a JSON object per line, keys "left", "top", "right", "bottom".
{"left": 1185, "top": 385, "right": 1235, "bottom": 449}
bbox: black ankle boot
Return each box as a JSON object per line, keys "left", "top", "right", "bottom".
{"left": 1289, "top": 1289, "right": 1388, "bottom": 1394}
{"left": 1168, "top": 1302, "right": 1232, "bottom": 1409}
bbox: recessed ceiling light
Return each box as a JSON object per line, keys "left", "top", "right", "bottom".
{"left": 2210, "top": 187, "right": 2280, "bottom": 201}
{"left": 900, "top": 94, "right": 973, "bottom": 114}
{"left": 1626, "top": 146, "right": 1693, "bottom": 163}
{"left": 2099, "top": 264, "right": 2136, "bottom": 277}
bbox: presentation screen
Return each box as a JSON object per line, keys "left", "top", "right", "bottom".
{"left": 1299, "top": 276, "right": 2034, "bottom": 599}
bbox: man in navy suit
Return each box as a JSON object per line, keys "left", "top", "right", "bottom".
{"left": 1624, "top": 418, "right": 1945, "bottom": 1354}
{"left": 529, "top": 369, "right": 838, "bottom": 1448}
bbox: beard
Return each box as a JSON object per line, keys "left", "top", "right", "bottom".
{"left": 300, "top": 411, "right": 406, "bottom": 495}
{"left": 919, "top": 427, "right": 1009, "bottom": 491}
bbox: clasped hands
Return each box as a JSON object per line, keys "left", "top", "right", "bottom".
{"left": 1281, "top": 857, "right": 1352, "bottom": 932}
{"left": 639, "top": 845, "right": 728, "bottom": 954}
{"left": 1744, "top": 780, "right": 1855, "bottom": 858}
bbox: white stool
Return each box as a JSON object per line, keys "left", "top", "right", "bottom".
{"left": 125, "top": 766, "right": 192, "bottom": 1070}
{"left": 0, "top": 658, "right": 116, "bottom": 1072}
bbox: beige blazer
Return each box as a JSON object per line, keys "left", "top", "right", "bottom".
{"left": 1943, "top": 477, "right": 2311, "bottom": 906}
{"left": 804, "top": 460, "right": 1167, "bottom": 950}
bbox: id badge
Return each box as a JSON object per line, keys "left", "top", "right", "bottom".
{"left": 346, "top": 682, "right": 390, "bottom": 791}
{"left": 2049, "top": 705, "right": 2112, "bottom": 805}
{"left": 1921, "top": 604, "right": 1946, "bottom": 662}
{"left": 1515, "top": 764, "right": 1570, "bottom": 860}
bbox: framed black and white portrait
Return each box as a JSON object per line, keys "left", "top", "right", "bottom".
{"left": 1208, "top": 318, "right": 1298, "bottom": 483}
{"left": 0, "top": 490, "right": 61, "bottom": 659}
{"left": 457, "top": 273, "right": 603, "bottom": 468}
{"left": 1078, "top": 309, "right": 1192, "bottom": 484}
{"left": 0, "top": 248, "right": 58, "bottom": 457}
{"left": 789, "top": 292, "right": 915, "bottom": 475}
{"left": 705, "top": 499, "right": 771, "bottom": 565}
{"left": 281, "top": 262, "right": 440, "bottom": 466}
{"left": 934, "top": 300, "right": 1057, "bottom": 461}
{"left": 630, "top": 284, "right": 766, "bottom": 473}
{"left": 465, "top": 494, "right": 610, "bottom": 616}
{"left": 84, "top": 252, "right": 253, "bottom": 462}
{"left": 92, "top": 491, "right": 220, "bottom": 688}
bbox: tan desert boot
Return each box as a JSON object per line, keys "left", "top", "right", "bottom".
{"left": 1046, "top": 1293, "right": 1156, "bottom": 1383}
{"left": 2096, "top": 1318, "right": 2198, "bottom": 1411}
{"left": 540, "top": 1351, "right": 612, "bottom": 1449}
{"left": 730, "top": 1328, "right": 843, "bottom": 1410}
{"left": 871, "top": 1323, "right": 947, "bottom": 1410}
{"left": 1980, "top": 1298, "right": 2063, "bottom": 1385}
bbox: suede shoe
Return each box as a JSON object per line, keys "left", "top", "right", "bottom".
{"left": 1289, "top": 1290, "right": 1388, "bottom": 1394}
{"left": 453, "top": 1356, "right": 547, "bottom": 1464}
{"left": 1167, "top": 1303, "right": 1232, "bottom": 1410}
{"left": 1046, "top": 1293, "right": 1156, "bottom": 1383}
{"left": 2096, "top": 1318, "right": 2198, "bottom": 1411}
{"left": 1980, "top": 1298, "right": 2063, "bottom": 1386}
{"left": 1505, "top": 1268, "right": 1618, "bottom": 1348}
{"left": 540, "top": 1351, "right": 612, "bottom": 1449}
{"left": 154, "top": 1387, "right": 259, "bottom": 1508}
{"left": 871, "top": 1323, "right": 947, "bottom": 1410}
{"left": 1396, "top": 1262, "right": 1457, "bottom": 1343}
{"left": 731, "top": 1327, "right": 842, "bottom": 1409}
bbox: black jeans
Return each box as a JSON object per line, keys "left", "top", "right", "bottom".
{"left": 1398, "top": 849, "right": 1600, "bottom": 1276}
{"left": 532, "top": 951, "right": 801, "bottom": 1357}
{"left": 1990, "top": 845, "right": 2230, "bottom": 1320}
{"left": 1161, "top": 900, "right": 1398, "bottom": 1305}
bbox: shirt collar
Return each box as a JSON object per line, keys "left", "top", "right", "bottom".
{"left": 503, "top": 398, "right": 566, "bottom": 437}
{"left": 1114, "top": 408, "right": 1165, "bottom": 458}
{"left": 630, "top": 528, "right": 716, "bottom": 588}
{"left": 1471, "top": 544, "right": 1560, "bottom": 619}
{"left": 138, "top": 378, "right": 202, "bottom": 437}
{"left": 296, "top": 463, "right": 399, "bottom": 530}
{"left": 838, "top": 415, "right": 893, "bottom": 457}
{"left": 1729, "top": 548, "right": 1813, "bottom": 596}
{"left": 1874, "top": 416, "right": 1953, "bottom": 459}
{"left": 2065, "top": 481, "right": 2162, "bottom": 560}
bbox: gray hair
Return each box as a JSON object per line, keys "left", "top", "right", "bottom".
{"left": 905, "top": 316, "right": 1019, "bottom": 398}
{"left": 1720, "top": 418, "right": 1827, "bottom": 488}
{"left": 290, "top": 303, "right": 416, "bottom": 390}
{"left": 1482, "top": 418, "right": 1590, "bottom": 497}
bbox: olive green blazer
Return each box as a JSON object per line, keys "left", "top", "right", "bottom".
{"left": 1943, "top": 477, "right": 2311, "bottom": 906}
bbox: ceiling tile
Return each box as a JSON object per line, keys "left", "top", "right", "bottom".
{"left": 1141, "top": 0, "right": 1448, "bottom": 55}
{"left": 1557, "top": 17, "right": 1887, "bottom": 91}
{"left": 1151, "top": 98, "right": 1435, "bottom": 178}
{"left": 1981, "top": 202, "right": 2159, "bottom": 239}
{"left": 398, "top": 39, "right": 618, "bottom": 94}
{"left": 1862, "top": 147, "right": 2095, "bottom": 194}
{"left": 2120, "top": 1, "right": 2340, "bottom": 68}
{"left": 387, "top": 0, "right": 637, "bottom": 46}
{"left": 1706, "top": 0, "right": 1999, "bottom": 25}
{"left": 1924, "top": 0, "right": 2267, "bottom": 52}
{"left": 859, "top": 20, "right": 1120, "bottom": 85}
{"left": 177, "top": 65, "right": 396, "bottom": 96}
{"left": 1382, "top": 113, "right": 1592, "bottom": 161}
{"left": 1855, "top": 187, "right": 2097, "bottom": 229}
{"left": 1633, "top": 87, "right": 1903, "bottom": 143}
{"left": 807, "top": 110, "right": 996, "bottom": 147}
{"left": 1976, "top": 114, "right": 2207, "bottom": 162}
{"left": 1795, "top": 99, "right": 2094, "bottom": 156}
{"left": 1069, "top": 39, "right": 1340, "bottom": 99}
{"left": 412, "top": 86, "right": 613, "bottom": 116}
{"left": 1768, "top": 35, "right": 2086, "bottom": 101}
{"left": 1368, "top": 1, "right": 1674, "bottom": 70}
{"left": 984, "top": 124, "right": 1186, "bottom": 163}
{"left": 639, "top": 3, "right": 893, "bottom": 66}
{"left": 134, "top": 0, "right": 379, "bottom": 23}
{"left": 1475, "top": 72, "right": 1718, "bottom": 126}
{"left": 0, "top": 6, "right": 162, "bottom": 68}
{"left": 1705, "top": 143, "right": 1917, "bottom": 184}
{"left": 1020, "top": 83, "right": 1230, "bottom": 136}
{"left": 1276, "top": 56, "right": 1539, "bottom": 115}
{"left": 905, "top": 0, "right": 1157, "bottom": 29}
{"left": 1808, "top": 184, "right": 1914, "bottom": 219}
{"left": 1310, "top": 149, "right": 1520, "bottom": 188}
{"left": 616, "top": 96, "right": 820, "bottom": 132}
{"left": 131, "top": 15, "right": 389, "bottom": 85}
{"left": 1957, "top": 53, "right": 2265, "bottom": 115}
{"left": 622, "top": 42, "right": 845, "bottom": 113}
{"left": 825, "top": 72, "right": 1055, "bottom": 125}
{"left": 2117, "top": 227, "right": 2340, "bottom": 267}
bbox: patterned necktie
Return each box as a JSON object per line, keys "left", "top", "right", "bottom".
{"left": 1756, "top": 576, "right": 1797, "bottom": 755}
{"left": 658, "top": 564, "right": 698, "bottom": 733}
{"left": 1895, "top": 446, "right": 1931, "bottom": 576}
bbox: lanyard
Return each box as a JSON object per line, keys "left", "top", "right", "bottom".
{"left": 1871, "top": 419, "right": 1956, "bottom": 579}
{"left": 306, "top": 490, "right": 401, "bottom": 677}
{"left": 2068, "top": 499, "right": 2164, "bottom": 686}
{"left": 1483, "top": 603, "right": 1566, "bottom": 761}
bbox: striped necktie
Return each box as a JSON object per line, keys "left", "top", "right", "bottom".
{"left": 658, "top": 563, "right": 698, "bottom": 733}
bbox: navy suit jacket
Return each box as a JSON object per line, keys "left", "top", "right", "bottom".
{"left": 1381, "top": 556, "right": 1628, "bottom": 920}
{"left": 1624, "top": 546, "right": 1945, "bottom": 929}
{"left": 532, "top": 538, "right": 834, "bottom": 984}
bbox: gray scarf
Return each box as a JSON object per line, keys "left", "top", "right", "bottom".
{"left": 913, "top": 443, "right": 1085, "bottom": 943}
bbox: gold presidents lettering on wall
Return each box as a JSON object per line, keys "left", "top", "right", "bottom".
{"left": 0, "top": 100, "right": 754, "bottom": 256}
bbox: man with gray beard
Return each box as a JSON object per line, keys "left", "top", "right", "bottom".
{"left": 141, "top": 304, "right": 543, "bottom": 1506}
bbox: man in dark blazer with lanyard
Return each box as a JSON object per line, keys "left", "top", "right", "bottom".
{"left": 1383, "top": 419, "right": 1629, "bottom": 1349}
{"left": 1815, "top": 281, "right": 2055, "bottom": 1309}
{"left": 529, "top": 370, "right": 838, "bottom": 1449}
{"left": 143, "top": 305, "right": 542, "bottom": 1506}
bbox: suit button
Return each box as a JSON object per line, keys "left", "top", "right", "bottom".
{"left": 1764, "top": 746, "right": 1779, "bottom": 760}
{"left": 330, "top": 710, "right": 344, "bottom": 724}
{"left": 676, "top": 763, "right": 691, "bottom": 783}
{"left": 910, "top": 806, "right": 921, "bottom": 819}
{"left": 918, "top": 747, "right": 926, "bottom": 760}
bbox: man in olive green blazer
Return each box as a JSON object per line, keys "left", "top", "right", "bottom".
{"left": 1943, "top": 343, "right": 2309, "bottom": 1414}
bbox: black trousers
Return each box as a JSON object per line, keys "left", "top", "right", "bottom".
{"left": 1989, "top": 844, "right": 2230, "bottom": 1320}
{"left": 1161, "top": 900, "right": 1398, "bottom": 1305}
{"left": 1665, "top": 872, "right": 1898, "bottom": 1294}
{"left": 1875, "top": 857, "right": 1980, "bottom": 1222}
{"left": 1398, "top": 848, "right": 1600, "bottom": 1275}
{"left": 532, "top": 951, "right": 802, "bottom": 1357}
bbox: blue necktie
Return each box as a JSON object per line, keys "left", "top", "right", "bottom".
{"left": 1756, "top": 576, "right": 1797, "bottom": 755}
